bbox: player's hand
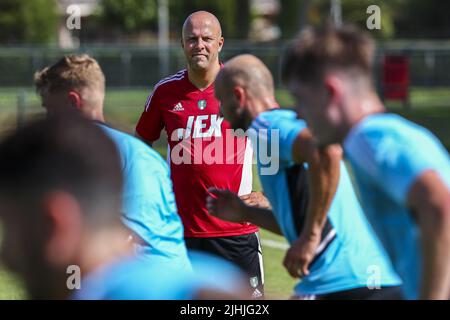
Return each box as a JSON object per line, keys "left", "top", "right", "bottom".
{"left": 239, "top": 191, "right": 272, "bottom": 209}
{"left": 206, "top": 188, "right": 246, "bottom": 223}
{"left": 283, "top": 232, "right": 321, "bottom": 278}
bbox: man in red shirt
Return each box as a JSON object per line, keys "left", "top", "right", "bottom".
{"left": 135, "top": 11, "right": 264, "bottom": 298}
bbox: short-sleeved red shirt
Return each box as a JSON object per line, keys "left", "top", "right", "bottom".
{"left": 136, "top": 69, "right": 258, "bottom": 238}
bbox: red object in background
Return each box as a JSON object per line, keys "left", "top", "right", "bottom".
{"left": 382, "top": 55, "right": 410, "bottom": 101}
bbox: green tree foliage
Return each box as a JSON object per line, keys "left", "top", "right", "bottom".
{"left": 98, "top": 0, "right": 245, "bottom": 38}
{"left": 277, "top": 0, "right": 400, "bottom": 40}
{"left": 169, "top": 0, "right": 238, "bottom": 38}
{"left": 395, "top": 0, "right": 450, "bottom": 39}
{"left": 93, "top": 0, "right": 450, "bottom": 41}
{"left": 99, "top": 0, "right": 158, "bottom": 32}
{"left": 0, "top": 0, "right": 58, "bottom": 43}
{"left": 339, "top": 0, "right": 397, "bottom": 39}
{"left": 235, "top": 0, "right": 251, "bottom": 40}
{"left": 314, "top": 0, "right": 398, "bottom": 39}
{"left": 277, "top": 0, "right": 307, "bottom": 39}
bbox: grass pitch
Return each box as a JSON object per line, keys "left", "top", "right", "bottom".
{"left": 0, "top": 86, "right": 449, "bottom": 299}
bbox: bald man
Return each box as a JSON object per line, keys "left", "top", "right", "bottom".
{"left": 209, "top": 54, "right": 403, "bottom": 299}
{"left": 135, "top": 12, "right": 264, "bottom": 298}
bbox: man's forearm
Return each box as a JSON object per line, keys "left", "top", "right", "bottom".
{"left": 281, "top": 142, "right": 341, "bottom": 278}
{"left": 241, "top": 205, "right": 282, "bottom": 236}
{"left": 303, "top": 145, "right": 341, "bottom": 237}
{"left": 410, "top": 171, "right": 450, "bottom": 299}
{"left": 417, "top": 198, "right": 450, "bottom": 299}
{"left": 420, "top": 221, "right": 450, "bottom": 299}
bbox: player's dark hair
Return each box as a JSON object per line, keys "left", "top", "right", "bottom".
{"left": 0, "top": 111, "right": 123, "bottom": 227}
{"left": 281, "top": 24, "right": 375, "bottom": 86}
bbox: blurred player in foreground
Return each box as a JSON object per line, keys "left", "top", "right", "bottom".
{"left": 135, "top": 11, "right": 264, "bottom": 297}
{"left": 209, "top": 54, "right": 402, "bottom": 299}
{"left": 0, "top": 114, "right": 248, "bottom": 299}
{"left": 34, "top": 54, "right": 190, "bottom": 271}
{"left": 282, "top": 25, "right": 450, "bottom": 299}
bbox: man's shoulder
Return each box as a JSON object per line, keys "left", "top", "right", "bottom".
{"left": 348, "top": 113, "right": 441, "bottom": 155}
{"left": 257, "top": 109, "right": 304, "bottom": 127}
{"left": 344, "top": 113, "right": 450, "bottom": 187}
{"left": 251, "top": 109, "right": 306, "bottom": 143}
{"left": 345, "top": 114, "right": 414, "bottom": 154}
{"left": 152, "top": 69, "right": 187, "bottom": 93}
{"left": 98, "top": 124, "right": 167, "bottom": 169}
{"left": 99, "top": 123, "right": 141, "bottom": 148}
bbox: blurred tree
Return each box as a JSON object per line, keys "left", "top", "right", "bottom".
{"left": 395, "top": 0, "right": 450, "bottom": 39}
{"left": 235, "top": 0, "right": 251, "bottom": 40}
{"left": 277, "top": 0, "right": 307, "bottom": 39}
{"left": 99, "top": 0, "right": 158, "bottom": 33}
{"left": 316, "top": 0, "right": 398, "bottom": 39}
{"left": 277, "top": 0, "right": 401, "bottom": 40}
{"left": 0, "top": 0, "right": 58, "bottom": 44}
{"left": 169, "top": 0, "right": 240, "bottom": 39}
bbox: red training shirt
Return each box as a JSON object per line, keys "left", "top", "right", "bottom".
{"left": 136, "top": 69, "right": 259, "bottom": 238}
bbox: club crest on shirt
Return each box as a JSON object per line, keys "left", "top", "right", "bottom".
{"left": 198, "top": 100, "right": 207, "bottom": 110}
{"left": 250, "top": 276, "right": 259, "bottom": 288}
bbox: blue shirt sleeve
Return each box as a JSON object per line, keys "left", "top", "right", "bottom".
{"left": 250, "top": 110, "right": 307, "bottom": 164}
{"left": 121, "top": 143, "right": 181, "bottom": 256}
{"left": 356, "top": 127, "right": 439, "bottom": 206}
{"left": 98, "top": 124, "right": 184, "bottom": 258}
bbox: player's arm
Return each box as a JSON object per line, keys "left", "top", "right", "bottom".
{"left": 207, "top": 188, "right": 282, "bottom": 235}
{"left": 135, "top": 86, "right": 165, "bottom": 148}
{"left": 283, "top": 129, "right": 341, "bottom": 278}
{"left": 408, "top": 170, "right": 450, "bottom": 300}
{"left": 292, "top": 129, "right": 341, "bottom": 238}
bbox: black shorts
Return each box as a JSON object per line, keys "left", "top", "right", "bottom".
{"left": 185, "top": 232, "right": 264, "bottom": 299}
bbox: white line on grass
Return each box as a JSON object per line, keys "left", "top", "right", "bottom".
{"left": 261, "top": 239, "right": 289, "bottom": 250}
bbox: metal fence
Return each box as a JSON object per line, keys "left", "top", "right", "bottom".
{"left": 2, "top": 41, "right": 450, "bottom": 89}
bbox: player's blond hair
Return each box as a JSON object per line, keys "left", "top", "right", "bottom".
{"left": 34, "top": 54, "right": 105, "bottom": 96}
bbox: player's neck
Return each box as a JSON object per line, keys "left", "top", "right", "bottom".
{"left": 82, "top": 108, "right": 105, "bottom": 123}
{"left": 345, "top": 93, "right": 385, "bottom": 138}
{"left": 78, "top": 226, "right": 134, "bottom": 276}
{"left": 249, "top": 96, "right": 279, "bottom": 119}
{"left": 187, "top": 62, "right": 221, "bottom": 91}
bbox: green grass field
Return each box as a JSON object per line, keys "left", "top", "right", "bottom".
{"left": 0, "top": 86, "right": 449, "bottom": 299}
{"left": 1, "top": 86, "right": 449, "bottom": 149}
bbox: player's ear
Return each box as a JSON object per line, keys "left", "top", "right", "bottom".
{"left": 324, "top": 75, "right": 344, "bottom": 107}
{"left": 218, "top": 37, "right": 224, "bottom": 52}
{"left": 67, "top": 90, "right": 82, "bottom": 110}
{"left": 232, "top": 86, "right": 246, "bottom": 107}
{"left": 44, "top": 192, "right": 83, "bottom": 267}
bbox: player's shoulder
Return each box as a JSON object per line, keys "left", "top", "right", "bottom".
{"left": 259, "top": 108, "right": 296, "bottom": 122}
{"left": 363, "top": 113, "right": 423, "bottom": 134}
{"left": 98, "top": 122, "right": 142, "bottom": 150}
{"left": 97, "top": 123, "right": 167, "bottom": 170}
{"left": 252, "top": 108, "right": 304, "bottom": 130}
{"left": 151, "top": 69, "right": 187, "bottom": 93}
{"left": 346, "top": 113, "right": 434, "bottom": 153}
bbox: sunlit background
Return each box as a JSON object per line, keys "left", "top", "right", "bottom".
{"left": 0, "top": 0, "right": 449, "bottom": 299}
